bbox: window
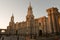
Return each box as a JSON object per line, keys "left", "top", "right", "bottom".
{"left": 1, "top": 30, "right": 5, "bottom": 33}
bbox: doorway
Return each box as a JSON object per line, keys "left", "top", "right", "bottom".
{"left": 39, "top": 30, "right": 42, "bottom": 36}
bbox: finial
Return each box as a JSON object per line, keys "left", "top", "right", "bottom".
{"left": 28, "top": 2, "right": 32, "bottom": 8}
{"left": 12, "top": 13, "right": 14, "bottom": 17}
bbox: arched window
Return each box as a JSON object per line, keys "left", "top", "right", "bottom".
{"left": 1, "top": 30, "right": 5, "bottom": 33}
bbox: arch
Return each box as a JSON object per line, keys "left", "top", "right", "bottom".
{"left": 39, "top": 30, "right": 42, "bottom": 36}
{"left": 0, "top": 29, "right": 6, "bottom": 34}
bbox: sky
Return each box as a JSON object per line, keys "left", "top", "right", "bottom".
{"left": 0, "top": 0, "right": 60, "bottom": 29}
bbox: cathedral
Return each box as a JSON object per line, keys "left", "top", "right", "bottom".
{"left": 0, "top": 3, "right": 60, "bottom": 40}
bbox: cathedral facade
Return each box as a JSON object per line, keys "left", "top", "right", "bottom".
{"left": 0, "top": 3, "right": 60, "bottom": 40}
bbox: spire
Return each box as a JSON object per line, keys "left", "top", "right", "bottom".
{"left": 29, "top": 2, "right": 31, "bottom": 7}
{"left": 11, "top": 13, "right": 14, "bottom": 18}
{"left": 29, "top": 2, "right": 31, "bottom": 6}
{"left": 11, "top": 13, "right": 14, "bottom": 22}
{"left": 28, "top": 2, "right": 32, "bottom": 9}
{"left": 27, "top": 2, "right": 33, "bottom": 16}
{"left": 26, "top": 2, "right": 34, "bottom": 21}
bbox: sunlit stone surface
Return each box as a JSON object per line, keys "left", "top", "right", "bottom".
{"left": 0, "top": 3, "right": 60, "bottom": 40}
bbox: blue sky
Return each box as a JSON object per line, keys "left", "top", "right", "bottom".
{"left": 0, "top": 0, "right": 60, "bottom": 29}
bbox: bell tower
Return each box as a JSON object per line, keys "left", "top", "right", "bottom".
{"left": 8, "top": 14, "right": 15, "bottom": 31}
{"left": 26, "top": 2, "right": 35, "bottom": 39}
{"left": 8, "top": 14, "right": 16, "bottom": 34}
{"left": 26, "top": 2, "right": 34, "bottom": 26}
{"left": 9, "top": 14, "right": 14, "bottom": 26}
